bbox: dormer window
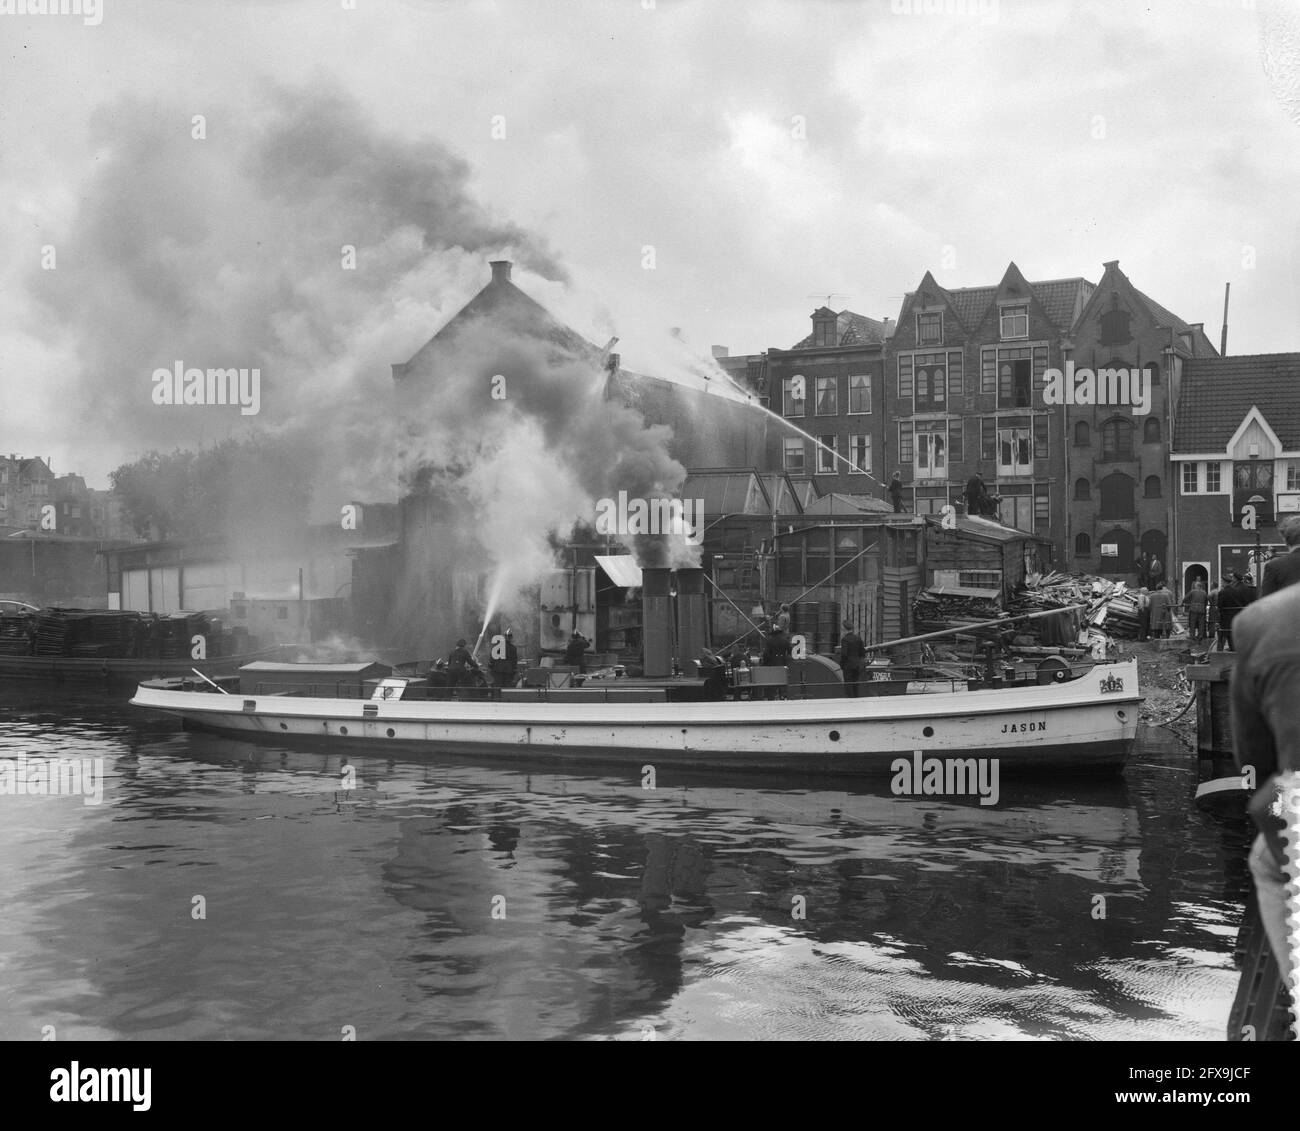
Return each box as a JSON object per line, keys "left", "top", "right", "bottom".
{"left": 1000, "top": 304, "right": 1029, "bottom": 340}
{"left": 917, "top": 311, "right": 942, "bottom": 346}
{"left": 814, "top": 317, "right": 838, "bottom": 347}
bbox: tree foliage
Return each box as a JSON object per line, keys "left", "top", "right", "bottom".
{"left": 109, "top": 435, "right": 313, "bottom": 542}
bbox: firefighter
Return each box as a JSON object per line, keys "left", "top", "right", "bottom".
{"left": 562, "top": 630, "right": 590, "bottom": 673}
{"left": 489, "top": 628, "right": 519, "bottom": 687}
{"left": 445, "top": 638, "right": 480, "bottom": 687}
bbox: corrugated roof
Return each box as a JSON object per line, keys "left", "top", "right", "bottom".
{"left": 802, "top": 492, "right": 894, "bottom": 515}
{"left": 1173, "top": 353, "right": 1300, "bottom": 453}
{"left": 924, "top": 513, "right": 1049, "bottom": 544}
{"left": 595, "top": 555, "right": 643, "bottom": 588}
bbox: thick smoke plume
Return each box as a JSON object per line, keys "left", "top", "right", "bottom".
{"left": 28, "top": 81, "right": 566, "bottom": 528}
{"left": 28, "top": 80, "right": 705, "bottom": 648}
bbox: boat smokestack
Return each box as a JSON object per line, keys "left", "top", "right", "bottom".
{"left": 641, "top": 567, "right": 673, "bottom": 678}
{"left": 674, "top": 567, "right": 707, "bottom": 674}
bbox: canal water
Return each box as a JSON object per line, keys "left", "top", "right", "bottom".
{"left": 0, "top": 683, "right": 1250, "bottom": 1041}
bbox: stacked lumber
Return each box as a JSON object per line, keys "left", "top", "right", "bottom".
{"left": 0, "top": 615, "right": 31, "bottom": 655}
{"left": 913, "top": 586, "right": 1003, "bottom": 631}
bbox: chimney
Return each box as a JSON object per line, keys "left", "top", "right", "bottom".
{"left": 641, "top": 567, "right": 673, "bottom": 678}
{"left": 882, "top": 318, "right": 895, "bottom": 336}
{"left": 711, "top": 345, "right": 729, "bottom": 359}
{"left": 489, "top": 260, "right": 512, "bottom": 283}
{"left": 674, "top": 567, "right": 708, "bottom": 673}
{"left": 1103, "top": 259, "right": 1119, "bottom": 269}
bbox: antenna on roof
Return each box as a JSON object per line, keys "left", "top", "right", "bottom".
{"left": 807, "top": 293, "right": 851, "bottom": 309}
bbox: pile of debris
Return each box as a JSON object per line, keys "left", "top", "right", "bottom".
{"left": 1012, "top": 571, "right": 1141, "bottom": 644}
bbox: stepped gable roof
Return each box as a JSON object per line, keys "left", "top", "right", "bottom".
{"left": 1173, "top": 353, "right": 1300, "bottom": 453}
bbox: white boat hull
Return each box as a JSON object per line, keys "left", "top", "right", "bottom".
{"left": 130, "top": 659, "right": 1142, "bottom": 775}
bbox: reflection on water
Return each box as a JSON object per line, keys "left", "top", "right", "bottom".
{"left": 0, "top": 684, "right": 1248, "bottom": 1040}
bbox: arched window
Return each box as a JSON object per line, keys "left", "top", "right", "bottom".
{"left": 1144, "top": 360, "right": 1161, "bottom": 386}
{"left": 1143, "top": 416, "right": 1160, "bottom": 444}
{"left": 1074, "top": 477, "right": 1091, "bottom": 500}
{"left": 1075, "top": 533, "right": 1091, "bottom": 556}
{"left": 1102, "top": 417, "right": 1133, "bottom": 461}
{"left": 1144, "top": 475, "right": 1161, "bottom": 498}
{"left": 1100, "top": 471, "right": 1135, "bottom": 518}
{"left": 1074, "top": 421, "right": 1090, "bottom": 446}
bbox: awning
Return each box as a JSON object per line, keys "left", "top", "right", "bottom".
{"left": 595, "top": 555, "right": 643, "bottom": 588}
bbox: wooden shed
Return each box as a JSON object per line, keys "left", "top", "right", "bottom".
{"left": 921, "top": 514, "right": 1054, "bottom": 600}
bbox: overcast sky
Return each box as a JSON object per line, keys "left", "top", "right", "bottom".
{"left": 3, "top": 0, "right": 1298, "bottom": 487}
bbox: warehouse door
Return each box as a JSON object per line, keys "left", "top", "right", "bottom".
{"left": 1098, "top": 529, "right": 1135, "bottom": 573}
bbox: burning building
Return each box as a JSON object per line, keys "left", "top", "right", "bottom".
{"left": 385, "top": 260, "right": 770, "bottom": 661}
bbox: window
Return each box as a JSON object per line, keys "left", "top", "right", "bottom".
{"left": 815, "top": 376, "right": 837, "bottom": 416}
{"left": 914, "top": 357, "right": 947, "bottom": 411}
{"left": 277, "top": 606, "right": 288, "bottom": 620}
{"left": 1101, "top": 418, "right": 1133, "bottom": 461}
{"left": 848, "top": 373, "right": 871, "bottom": 414}
{"left": 1033, "top": 415, "right": 1049, "bottom": 460}
{"left": 916, "top": 425, "right": 947, "bottom": 479}
{"left": 1145, "top": 360, "right": 1161, "bottom": 386}
{"left": 1000, "top": 304, "right": 1029, "bottom": 339}
{"left": 834, "top": 528, "right": 862, "bottom": 584}
{"left": 914, "top": 486, "right": 949, "bottom": 516}
{"left": 1143, "top": 417, "right": 1161, "bottom": 444}
{"left": 981, "top": 417, "right": 996, "bottom": 461}
{"left": 848, "top": 434, "right": 871, "bottom": 474}
{"left": 1289, "top": 463, "right": 1300, "bottom": 492}
{"left": 1144, "top": 475, "right": 1162, "bottom": 498}
{"left": 783, "top": 437, "right": 805, "bottom": 471}
{"left": 999, "top": 358, "right": 1031, "bottom": 407}
{"left": 998, "top": 424, "right": 1031, "bottom": 476}
{"left": 783, "top": 376, "right": 805, "bottom": 417}
{"left": 948, "top": 352, "right": 964, "bottom": 400}
{"left": 898, "top": 355, "right": 914, "bottom": 398}
{"left": 1099, "top": 471, "right": 1135, "bottom": 518}
{"left": 948, "top": 419, "right": 963, "bottom": 462}
{"left": 1075, "top": 421, "right": 1090, "bottom": 446}
{"left": 816, "top": 435, "right": 838, "bottom": 474}
{"left": 1034, "top": 483, "right": 1050, "bottom": 535}
{"left": 917, "top": 311, "right": 942, "bottom": 346}
{"left": 1182, "top": 461, "right": 1226, "bottom": 494}
{"left": 1075, "top": 533, "right": 1091, "bottom": 556}
{"left": 1075, "top": 478, "right": 1091, "bottom": 500}
{"left": 805, "top": 529, "right": 830, "bottom": 585}
{"left": 814, "top": 319, "right": 838, "bottom": 347}
{"left": 898, "top": 422, "right": 913, "bottom": 464}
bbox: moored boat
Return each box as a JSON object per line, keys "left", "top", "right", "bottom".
{"left": 129, "top": 657, "right": 1143, "bottom": 775}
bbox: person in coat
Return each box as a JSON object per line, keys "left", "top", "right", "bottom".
{"left": 1260, "top": 516, "right": 1300, "bottom": 597}
{"left": 838, "top": 619, "right": 866, "bottom": 698}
